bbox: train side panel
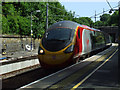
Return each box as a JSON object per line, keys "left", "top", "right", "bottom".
{"left": 89, "top": 30, "right": 107, "bottom": 52}
{"left": 81, "top": 29, "right": 92, "bottom": 55}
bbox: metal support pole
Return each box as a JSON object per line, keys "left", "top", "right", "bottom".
{"left": 31, "top": 12, "right": 33, "bottom": 51}
{"left": 103, "top": 8, "right": 105, "bottom": 14}
{"left": 118, "top": 1, "right": 120, "bottom": 86}
{"left": 30, "top": 10, "right": 40, "bottom": 51}
{"left": 46, "top": 3, "right": 48, "bottom": 31}
{"left": 94, "top": 11, "right": 96, "bottom": 27}
{"left": 95, "top": 11, "right": 96, "bottom": 23}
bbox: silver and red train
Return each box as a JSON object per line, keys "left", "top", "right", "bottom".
{"left": 38, "top": 21, "right": 111, "bottom": 68}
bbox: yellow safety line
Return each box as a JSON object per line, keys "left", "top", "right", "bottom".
{"left": 71, "top": 49, "right": 118, "bottom": 90}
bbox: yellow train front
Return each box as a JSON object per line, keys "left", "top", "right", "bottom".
{"left": 38, "top": 21, "right": 77, "bottom": 68}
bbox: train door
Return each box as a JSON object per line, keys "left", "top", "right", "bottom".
{"left": 82, "top": 29, "right": 92, "bottom": 55}
{"left": 77, "top": 28, "right": 80, "bottom": 53}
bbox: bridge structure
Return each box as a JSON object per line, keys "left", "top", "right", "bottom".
{"left": 98, "top": 26, "right": 118, "bottom": 43}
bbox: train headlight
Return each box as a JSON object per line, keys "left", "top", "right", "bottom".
{"left": 40, "top": 50, "right": 44, "bottom": 53}
{"left": 64, "top": 45, "right": 74, "bottom": 53}
{"left": 38, "top": 46, "right": 45, "bottom": 55}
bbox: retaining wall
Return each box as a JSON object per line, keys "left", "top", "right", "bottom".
{"left": 0, "top": 35, "right": 40, "bottom": 54}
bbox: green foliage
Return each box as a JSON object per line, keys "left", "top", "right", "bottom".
{"left": 17, "top": 16, "right": 31, "bottom": 35}
{"left": 95, "top": 11, "right": 118, "bottom": 27}
{"left": 2, "top": 2, "right": 94, "bottom": 37}
{"left": 100, "top": 14, "right": 110, "bottom": 22}
{"left": 108, "top": 11, "right": 118, "bottom": 26}
{"left": 94, "top": 21, "right": 103, "bottom": 27}
{"left": 2, "top": 3, "right": 16, "bottom": 16}
{"left": 73, "top": 17, "right": 93, "bottom": 27}
{"left": 2, "top": 16, "right": 10, "bottom": 34}
{"left": 2, "top": 2, "right": 119, "bottom": 37}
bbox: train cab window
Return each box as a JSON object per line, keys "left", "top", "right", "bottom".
{"left": 44, "top": 28, "right": 75, "bottom": 41}
{"left": 78, "top": 29, "right": 80, "bottom": 39}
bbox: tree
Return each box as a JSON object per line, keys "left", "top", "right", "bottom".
{"left": 94, "top": 21, "right": 103, "bottom": 27}
{"left": 108, "top": 11, "right": 118, "bottom": 26}
{"left": 2, "top": 16, "right": 10, "bottom": 34}
{"left": 100, "top": 14, "right": 110, "bottom": 26}
{"left": 100, "top": 14, "right": 110, "bottom": 22}
{"left": 2, "top": 2, "right": 94, "bottom": 37}
{"left": 17, "top": 16, "right": 30, "bottom": 35}
{"left": 74, "top": 17, "right": 93, "bottom": 27}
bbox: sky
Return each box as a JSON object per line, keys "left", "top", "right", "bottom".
{"left": 59, "top": 0, "right": 119, "bottom": 22}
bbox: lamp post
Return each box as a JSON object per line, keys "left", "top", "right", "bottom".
{"left": 46, "top": 3, "right": 48, "bottom": 32}
{"left": 31, "top": 10, "right": 40, "bottom": 51}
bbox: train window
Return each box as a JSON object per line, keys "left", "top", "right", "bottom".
{"left": 95, "top": 32, "right": 105, "bottom": 45}
{"left": 44, "top": 28, "right": 75, "bottom": 41}
{"left": 78, "top": 29, "right": 80, "bottom": 39}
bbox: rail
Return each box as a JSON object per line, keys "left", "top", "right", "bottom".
{"left": 0, "top": 54, "right": 40, "bottom": 79}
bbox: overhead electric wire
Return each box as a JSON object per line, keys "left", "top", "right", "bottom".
{"left": 48, "top": 3, "right": 118, "bottom": 20}
{"left": 90, "top": 5, "right": 118, "bottom": 18}
{"left": 49, "top": 3, "right": 118, "bottom": 19}
{"left": 106, "top": 0, "right": 113, "bottom": 10}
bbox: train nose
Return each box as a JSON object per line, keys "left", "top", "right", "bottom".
{"left": 38, "top": 52, "right": 73, "bottom": 67}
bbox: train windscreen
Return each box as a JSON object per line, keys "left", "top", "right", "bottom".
{"left": 45, "top": 28, "right": 75, "bottom": 41}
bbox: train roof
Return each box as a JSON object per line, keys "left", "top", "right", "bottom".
{"left": 81, "top": 25, "right": 101, "bottom": 32}
{"left": 48, "top": 21, "right": 78, "bottom": 30}
{"left": 48, "top": 20, "right": 101, "bottom": 32}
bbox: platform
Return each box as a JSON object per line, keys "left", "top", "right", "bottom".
{"left": 20, "top": 43, "right": 119, "bottom": 89}
{"left": 0, "top": 48, "right": 40, "bottom": 79}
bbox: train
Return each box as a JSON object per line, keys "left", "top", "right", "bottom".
{"left": 38, "top": 21, "right": 111, "bottom": 68}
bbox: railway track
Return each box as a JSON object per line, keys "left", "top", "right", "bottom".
{"left": 2, "top": 67, "right": 60, "bottom": 89}
{"left": 1, "top": 55, "right": 39, "bottom": 79}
